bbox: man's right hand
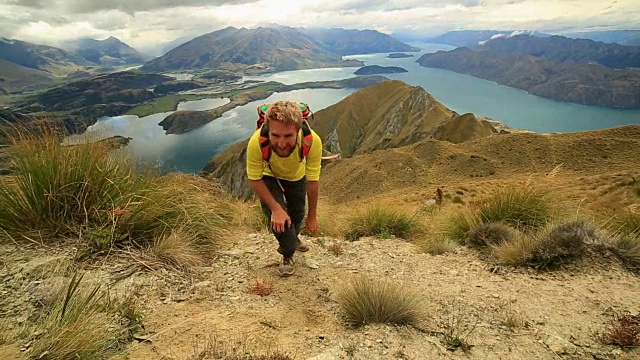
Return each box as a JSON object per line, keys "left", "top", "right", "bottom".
{"left": 271, "top": 207, "right": 291, "bottom": 233}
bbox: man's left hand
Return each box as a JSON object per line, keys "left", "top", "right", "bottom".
{"left": 305, "top": 216, "right": 318, "bottom": 234}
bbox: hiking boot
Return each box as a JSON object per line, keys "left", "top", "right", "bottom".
{"left": 297, "top": 238, "right": 309, "bottom": 252}
{"left": 278, "top": 256, "right": 295, "bottom": 277}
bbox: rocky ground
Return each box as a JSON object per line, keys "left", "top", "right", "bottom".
{"left": 2, "top": 226, "right": 640, "bottom": 360}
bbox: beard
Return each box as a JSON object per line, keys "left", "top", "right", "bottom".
{"left": 271, "top": 143, "right": 296, "bottom": 158}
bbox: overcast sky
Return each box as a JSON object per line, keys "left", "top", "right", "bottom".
{"left": 1, "top": 0, "right": 638, "bottom": 52}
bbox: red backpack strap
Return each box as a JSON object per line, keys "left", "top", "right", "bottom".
{"left": 258, "top": 124, "right": 271, "bottom": 162}
{"left": 300, "top": 120, "right": 313, "bottom": 161}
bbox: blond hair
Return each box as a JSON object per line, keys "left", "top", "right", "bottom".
{"left": 265, "top": 101, "right": 303, "bottom": 129}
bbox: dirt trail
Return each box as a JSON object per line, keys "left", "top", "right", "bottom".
{"left": 106, "top": 230, "right": 640, "bottom": 360}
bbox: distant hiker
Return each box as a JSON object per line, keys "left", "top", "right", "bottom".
{"left": 246, "top": 101, "right": 323, "bottom": 277}
{"left": 435, "top": 187, "right": 443, "bottom": 206}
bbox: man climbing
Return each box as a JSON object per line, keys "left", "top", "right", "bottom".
{"left": 246, "top": 101, "right": 323, "bottom": 277}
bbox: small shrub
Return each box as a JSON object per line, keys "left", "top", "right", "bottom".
{"left": 598, "top": 312, "right": 640, "bottom": 347}
{"left": 527, "top": 220, "right": 593, "bottom": 268}
{"left": 437, "top": 298, "right": 478, "bottom": 352}
{"left": 466, "top": 222, "right": 516, "bottom": 248}
{"left": 499, "top": 301, "right": 527, "bottom": 330}
{"left": 327, "top": 241, "right": 345, "bottom": 256}
{"left": 336, "top": 276, "right": 422, "bottom": 326}
{"left": 345, "top": 205, "right": 418, "bottom": 241}
{"left": 249, "top": 277, "right": 273, "bottom": 297}
{"left": 476, "top": 185, "right": 551, "bottom": 231}
{"left": 451, "top": 195, "right": 464, "bottom": 204}
{"left": 419, "top": 236, "right": 458, "bottom": 255}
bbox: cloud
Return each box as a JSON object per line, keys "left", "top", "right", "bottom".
{"left": 6, "top": 0, "right": 261, "bottom": 14}
{"left": 1, "top": 0, "right": 638, "bottom": 51}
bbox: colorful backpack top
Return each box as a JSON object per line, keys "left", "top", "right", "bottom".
{"left": 256, "top": 102, "right": 314, "bottom": 162}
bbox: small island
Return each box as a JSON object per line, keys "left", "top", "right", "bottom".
{"left": 388, "top": 53, "right": 414, "bottom": 58}
{"left": 354, "top": 65, "right": 408, "bottom": 75}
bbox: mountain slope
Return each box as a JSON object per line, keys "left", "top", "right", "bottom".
{"left": 479, "top": 35, "right": 640, "bottom": 69}
{"left": 140, "top": 26, "right": 347, "bottom": 73}
{"left": 319, "top": 125, "right": 640, "bottom": 204}
{"left": 0, "top": 59, "right": 54, "bottom": 93}
{"left": 298, "top": 27, "right": 419, "bottom": 55}
{"left": 425, "top": 30, "right": 551, "bottom": 48}
{"left": 309, "top": 80, "right": 496, "bottom": 156}
{"left": 65, "top": 36, "right": 149, "bottom": 64}
{"left": 562, "top": 30, "right": 640, "bottom": 46}
{"left": 0, "top": 38, "right": 91, "bottom": 75}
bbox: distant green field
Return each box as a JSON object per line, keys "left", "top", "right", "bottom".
{"left": 127, "top": 82, "right": 282, "bottom": 117}
{"left": 126, "top": 94, "right": 210, "bottom": 117}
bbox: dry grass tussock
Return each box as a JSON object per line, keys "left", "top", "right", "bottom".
{"left": 603, "top": 210, "right": 640, "bottom": 269}
{"left": 336, "top": 276, "right": 423, "bottom": 326}
{"left": 0, "top": 129, "right": 234, "bottom": 266}
{"left": 344, "top": 203, "right": 419, "bottom": 241}
{"left": 492, "top": 219, "right": 599, "bottom": 268}
{"left": 234, "top": 200, "right": 271, "bottom": 233}
{"left": 188, "top": 335, "right": 292, "bottom": 360}
{"left": 456, "top": 184, "right": 552, "bottom": 239}
{"left": 14, "top": 272, "right": 139, "bottom": 360}
{"left": 419, "top": 235, "right": 458, "bottom": 255}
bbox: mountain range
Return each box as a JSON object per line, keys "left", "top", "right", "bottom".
{"left": 417, "top": 35, "right": 640, "bottom": 108}
{"left": 141, "top": 26, "right": 418, "bottom": 73}
{"left": 423, "top": 30, "right": 551, "bottom": 48}
{"left": 0, "top": 36, "right": 148, "bottom": 94}
{"left": 61, "top": 36, "right": 149, "bottom": 65}
{"left": 422, "top": 29, "right": 640, "bottom": 48}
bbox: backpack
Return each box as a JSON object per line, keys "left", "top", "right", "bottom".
{"left": 256, "top": 102, "right": 314, "bottom": 162}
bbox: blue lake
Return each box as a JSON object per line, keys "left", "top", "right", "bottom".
{"left": 74, "top": 43, "right": 640, "bottom": 174}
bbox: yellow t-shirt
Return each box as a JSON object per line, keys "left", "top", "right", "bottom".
{"left": 246, "top": 128, "right": 322, "bottom": 181}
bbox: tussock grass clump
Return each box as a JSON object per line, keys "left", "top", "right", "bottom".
{"left": 149, "top": 228, "right": 204, "bottom": 270}
{"left": 492, "top": 219, "right": 597, "bottom": 268}
{"left": 601, "top": 210, "right": 640, "bottom": 268}
{"left": 336, "top": 276, "right": 423, "bottom": 326}
{"left": 491, "top": 233, "right": 538, "bottom": 266}
{"left": 609, "top": 234, "right": 640, "bottom": 268}
{"left": 189, "top": 337, "right": 292, "bottom": 360}
{"left": 442, "top": 208, "right": 481, "bottom": 244}
{"left": 527, "top": 220, "right": 594, "bottom": 268}
{"left": 345, "top": 204, "right": 418, "bottom": 241}
{"left": 466, "top": 222, "right": 516, "bottom": 248}
{"left": 27, "top": 273, "right": 133, "bottom": 360}
{"left": 419, "top": 236, "right": 459, "bottom": 255}
{"left": 476, "top": 185, "right": 551, "bottom": 231}
{"left": 598, "top": 312, "right": 640, "bottom": 347}
{"left": 609, "top": 210, "right": 640, "bottom": 237}
{"left": 0, "top": 130, "right": 231, "bottom": 262}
